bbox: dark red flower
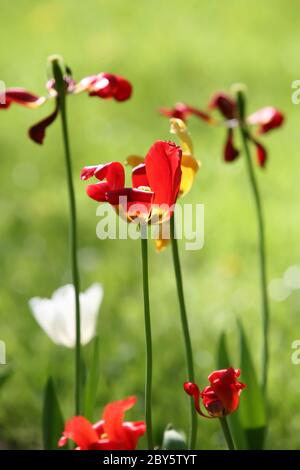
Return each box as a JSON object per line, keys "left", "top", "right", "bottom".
{"left": 184, "top": 368, "right": 246, "bottom": 418}
{"left": 81, "top": 140, "right": 182, "bottom": 223}
{"left": 208, "top": 92, "right": 284, "bottom": 168}
{"left": 1, "top": 70, "right": 132, "bottom": 144}
{"left": 58, "top": 396, "right": 145, "bottom": 450}
{"left": 160, "top": 102, "right": 211, "bottom": 123}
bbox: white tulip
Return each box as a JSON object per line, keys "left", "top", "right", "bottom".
{"left": 29, "top": 283, "right": 103, "bottom": 348}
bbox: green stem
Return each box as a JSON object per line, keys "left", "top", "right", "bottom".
{"left": 140, "top": 225, "right": 153, "bottom": 450}
{"left": 53, "top": 61, "right": 81, "bottom": 415}
{"left": 219, "top": 417, "right": 235, "bottom": 450}
{"left": 170, "top": 215, "right": 197, "bottom": 450}
{"left": 237, "top": 93, "right": 269, "bottom": 394}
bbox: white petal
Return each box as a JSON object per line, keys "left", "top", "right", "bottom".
{"left": 80, "top": 283, "right": 103, "bottom": 345}
{"left": 29, "top": 297, "right": 63, "bottom": 345}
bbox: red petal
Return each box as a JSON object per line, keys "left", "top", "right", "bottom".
{"left": 224, "top": 129, "right": 239, "bottom": 162}
{"left": 102, "top": 396, "right": 137, "bottom": 443}
{"left": 183, "top": 382, "right": 211, "bottom": 418}
{"left": 114, "top": 76, "right": 132, "bottom": 101}
{"left": 89, "top": 73, "right": 118, "bottom": 99}
{"left": 145, "top": 140, "right": 182, "bottom": 209}
{"left": 209, "top": 92, "right": 237, "bottom": 120}
{"left": 60, "top": 416, "right": 99, "bottom": 450}
{"left": 0, "top": 88, "right": 44, "bottom": 109}
{"left": 159, "top": 103, "right": 190, "bottom": 121}
{"left": 28, "top": 104, "right": 59, "bottom": 144}
{"left": 86, "top": 182, "right": 110, "bottom": 202}
{"left": 81, "top": 162, "right": 125, "bottom": 191}
{"left": 254, "top": 140, "right": 267, "bottom": 168}
{"left": 208, "top": 368, "right": 246, "bottom": 415}
{"left": 132, "top": 163, "right": 149, "bottom": 188}
{"left": 247, "top": 107, "right": 284, "bottom": 134}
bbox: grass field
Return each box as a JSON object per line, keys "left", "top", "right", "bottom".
{"left": 0, "top": 0, "right": 299, "bottom": 449}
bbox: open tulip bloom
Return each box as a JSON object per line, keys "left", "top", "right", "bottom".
{"left": 59, "top": 396, "right": 145, "bottom": 450}
{"left": 81, "top": 140, "right": 182, "bottom": 224}
{"left": 29, "top": 283, "right": 103, "bottom": 348}
{"left": 184, "top": 368, "right": 246, "bottom": 450}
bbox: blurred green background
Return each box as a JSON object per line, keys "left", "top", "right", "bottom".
{"left": 0, "top": 0, "right": 299, "bottom": 450}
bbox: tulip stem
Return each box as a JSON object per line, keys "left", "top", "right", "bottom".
{"left": 236, "top": 91, "right": 269, "bottom": 394}
{"left": 170, "top": 215, "right": 197, "bottom": 450}
{"left": 52, "top": 60, "right": 81, "bottom": 415}
{"left": 140, "top": 225, "right": 153, "bottom": 450}
{"left": 220, "top": 417, "right": 235, "bottom": 450}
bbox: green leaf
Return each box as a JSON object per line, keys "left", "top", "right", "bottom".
{"left": 238, "top": 322, "right": 267, "bottom": 449}
{"left": 162, "top": 426, "right": 187, "bottom": 450}
{"left": 42, "top": 377, "right": 64, "bottom": 450}
{"left": 217, "top": 333, "right": 248, "bottom": 450}
{"left": 84, "top": 336, "right": 100, "bottom": 421}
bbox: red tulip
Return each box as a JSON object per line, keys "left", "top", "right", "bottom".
{"left": 81, "top": 140, "right": 182, "bottom": 223}
{"left": 184, "top": 368, "right": 246, "bottom": 418}
{"left": 58, "top": 396, "right": 146, "bottom": 450}
{"left": 1, "top": 70, "right": 132, "bottom": 144}
{"left": 208, "top": 92, "right": 284, "bottom": 168}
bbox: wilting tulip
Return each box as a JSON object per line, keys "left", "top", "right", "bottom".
{"left": 208, "top": 92, "right": 284, "bottom": 167}
{"left": 0, "top": 67, "right": 132, "bottom": 144}
{"left": 59, "top": 396, "right": 145, "bottom": 450}
{"left": 29, "top": 283, "right": 103, "bottom": 348}
{"left": 184, "top": 368, "right": 246, "bottom": 418}
{"left": 81, "top": 140, "right": 182, "bottom": 224}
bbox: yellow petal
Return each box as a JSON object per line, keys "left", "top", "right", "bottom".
{"left": 179, "top": 155, "right": 201, "bottom": 197}
{"left": 170, "top": 118, "right": 193, "bottom": 155}
{"left": 125, "top": 155, "right": 145, "bottom": 167}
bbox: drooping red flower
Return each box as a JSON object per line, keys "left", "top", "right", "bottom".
{"left": 81, "top": 140, "right": 182, "bottom": 223}
{"left": 184, "top": 368, "right": 246, "bottom": 418}
{"left": 208, "top": 92, "right": 284, "bottom": 168}
{"left": 160, "top": 102, "right": 211, "bottom": 123}
{"left": 1, "top": 68, "right": 132, "bottom": 144}
{"left": 58, "top": 396, "right": 146, "bottom": 450}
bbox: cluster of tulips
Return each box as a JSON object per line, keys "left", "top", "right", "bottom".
{"left": 1, "top": 55, "right": 284, "bottom": 450}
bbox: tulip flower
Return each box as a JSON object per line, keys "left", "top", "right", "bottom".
{"left": 81, "top": 139, "right": 181, "bottom": 450}
{"left": 184, "top": 368, "right": 246, "bottom": 418}
{"left": 208, "top": 91, "right": 284, "bottom": 167}
{"left": 184, "top": 368, "right": 246, "bottom": 450}
{"left": 161, "top": 93, "right": 284, "bottom": 168}
{"left": 29, "top": 283, "right": 103, "bottom": 348}
{"left": 59, "top": 396, "right": 146, "bottom": 450}
{"left": 126, "top": 119, "right": 200, "bottom": 252}
{"left": 1, "top": 65, "right": 132, "bottom": 144}
{"left": 81, "top": 140, "right": 182, "bottom": 224}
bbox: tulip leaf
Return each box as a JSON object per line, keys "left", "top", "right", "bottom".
{"left": 84, "top": 336, "right": 100, "bottom": 421}
{"left": 238, "top": 322, "right": 267, "bottom": 449}
{"left": 42, "top": 377, "right": 64, "bottom": 450}
{"left": 217, "top": 333, "right": 248, "bottom": 450}
{"left": 162, "top": 426, "right": 187, "bottom": 450}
